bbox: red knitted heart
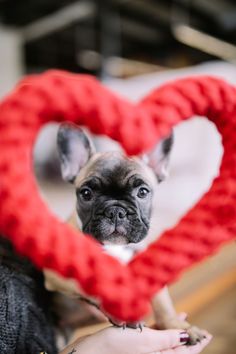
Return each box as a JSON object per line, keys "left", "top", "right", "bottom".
{"left": 0, "top": 70, "right": 235, "bottom": 322}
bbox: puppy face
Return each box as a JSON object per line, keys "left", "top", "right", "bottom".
{"left": 75, "top": 152, "right": 155, "bottom": 244}
{"left": 57, "top": 123, "right": 173, "bottom": 245}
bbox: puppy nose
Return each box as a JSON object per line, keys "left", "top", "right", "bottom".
{"left": 104, "top": 206, "right": 127, "bottom": 221}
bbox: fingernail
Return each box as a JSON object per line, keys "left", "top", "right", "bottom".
{"left": 180, "top": 331, "right": 190, "bottom": 344}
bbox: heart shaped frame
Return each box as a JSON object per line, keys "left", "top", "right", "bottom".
{"left": 0, "top": 71, "right": 235, "bottom": 322}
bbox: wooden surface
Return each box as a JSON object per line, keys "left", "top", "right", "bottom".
{"left": 191, "top": 285, "right": 236, "bottom": 354}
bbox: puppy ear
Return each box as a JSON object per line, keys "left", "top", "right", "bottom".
{"left": 143, "top": 133, "right": 173, "bottom": 183}
{"left": 57, "top": 123, "right": 95, "bottom": 183}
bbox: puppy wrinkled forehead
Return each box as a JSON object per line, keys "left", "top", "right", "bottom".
{"left": 75, "top": 151, "right": 151, "bottom": 187}
{"left": 92, "top": 153, "right": 140, "bottom": 184}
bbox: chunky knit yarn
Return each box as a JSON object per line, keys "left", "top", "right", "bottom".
{"left": 0, "top": 237, "right": 57, "bottom": 354}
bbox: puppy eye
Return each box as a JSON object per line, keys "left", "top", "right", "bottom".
{"left": 137, "top": 187, "right": 150, "bottom": 198}
{"left": 79, "top": 188, "right": 93, "bottom": 201}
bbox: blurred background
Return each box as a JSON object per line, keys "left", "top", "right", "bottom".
{"left": 0, "top": 1, "right": 236, "bottom": 353}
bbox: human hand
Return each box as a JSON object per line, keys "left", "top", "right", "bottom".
{"left": 60, "top": 326, "right": 212, "bottom": 354}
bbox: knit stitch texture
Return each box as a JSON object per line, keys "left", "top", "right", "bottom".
{"left": 0, "top": 237, "right": 57, "bottom": 354}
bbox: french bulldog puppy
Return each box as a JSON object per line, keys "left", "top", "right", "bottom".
{"left": 45, "top": 123, "right": 204, "bottom": 345}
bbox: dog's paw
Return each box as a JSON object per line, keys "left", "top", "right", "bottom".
{"left": 108, "top": 318, "right": 144, "bottom": 331}
{"left": 155, "top": 317, "right": 205, "bottom": 345}
{"left": 186, "top": 325, "right": 206, "bottom": 345}
{"left": 108, "top": 317, "right": 124, "bottom": 327}
{"left": 125, "top": 322, "right": 144, "bottom": 331}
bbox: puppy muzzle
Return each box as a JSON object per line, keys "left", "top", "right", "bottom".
{"left": 85, "top": 202, "right": 149, "bottom": 245}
